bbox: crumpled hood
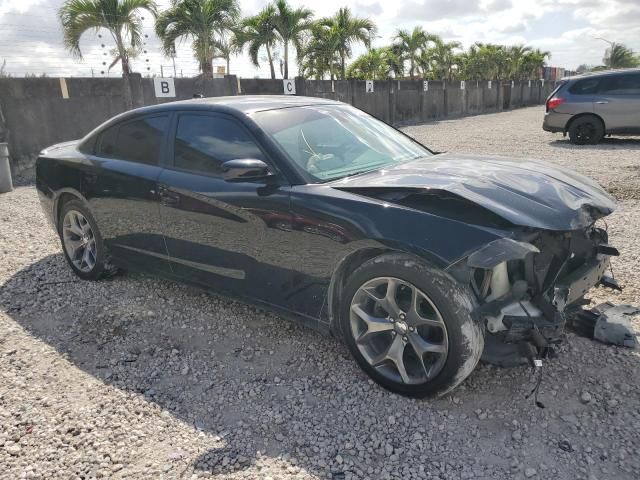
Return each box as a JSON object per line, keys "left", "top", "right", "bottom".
{"left": 330, "top": 153, "right": 616, "bottom": 230}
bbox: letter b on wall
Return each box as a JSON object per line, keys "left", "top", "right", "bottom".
{"left": 154, "top": 78, "right": 176, "bottom": 98}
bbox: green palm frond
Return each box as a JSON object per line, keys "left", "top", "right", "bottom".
{"left": 59, "top": 0, "right": 156, "bottom": 63}
{"left": 155, "top": 0, "right": 239, "bottom": 74}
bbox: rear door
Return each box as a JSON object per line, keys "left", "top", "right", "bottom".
{"left": 84, "top": 114, "right": 172, "bottom": 274}
{"left": 157, "top": 111, "right": 292, "bottom": 300}
{"left": 593, "top": 72, "right": 640, "bottom": 132}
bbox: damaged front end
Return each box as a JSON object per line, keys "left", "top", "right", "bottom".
{"left": 462, "top": 226, "right": 620, "bottom": 365}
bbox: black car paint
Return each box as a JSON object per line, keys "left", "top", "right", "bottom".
{"left": 36, "top": 96, "right": 616, "bottom": 335}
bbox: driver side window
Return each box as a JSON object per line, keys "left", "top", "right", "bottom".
{"left": 173, "top": 114, "right": 265, "bottom": 177}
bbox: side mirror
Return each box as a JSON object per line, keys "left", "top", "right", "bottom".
{"left": 222, "top": 159, "right": 273, "bottom": 182}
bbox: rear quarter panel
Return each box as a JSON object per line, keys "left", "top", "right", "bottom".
{"left": 35, "top": 143, "right": 90, "bottom": 228}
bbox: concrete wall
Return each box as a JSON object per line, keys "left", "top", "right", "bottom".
{"left": 0, "top": 77, "right": 127, "bottom": 163}
{"left": 0, "top": 75, "right": 557, "bottom": 163}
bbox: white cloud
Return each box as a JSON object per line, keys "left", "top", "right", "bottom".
{"left": 0, "top": 0, "right": 638, "bottom": 76}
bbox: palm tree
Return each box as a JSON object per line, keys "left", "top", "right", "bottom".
{"left": 213, "top": 35, "right": 240, "bottom": 74}
{"left": 464, "top": 43, "right": 511, "bottom": 80}
{"left": 234, "top": 5, "right": 279, "bottom": 79}
{"left": 517, "top": 48, "right": 550, "bottom": 79}
{"left": 299, "top": 25, "right": 340, "bottom": 80}
{"left": 506, "top": 44, "right": 531, "bottom": 79}
{"left": 603, "top": 43, "right": 639, "bottom": 69}
{"left": 272, "top": 0, "right": 312, "bottom": 79}
{"left": 59, "top": 0, "right": 157, "bottom": 109}
{"left": 346, "top": 47, "right": 399, "bottom": 80}
{"left": 155, "top": 0, "right": 240, "bottom": 77}
{"left": 457, "top": 43, "right": 485, "bottom": 80}
{"left": 318, "top": 7, "right": 376, "bottom": 80}
{"left": 421, "top": 38, "right": 461, "bottom": 80}
{"left": 393, "top": 26, "right": 435, "bottom": 79}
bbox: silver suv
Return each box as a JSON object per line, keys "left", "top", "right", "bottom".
{"left": 543, "top": 68, "right": 640, "bottom": 144}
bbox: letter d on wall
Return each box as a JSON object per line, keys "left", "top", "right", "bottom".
{"left": 154, "top": 78, "right": 176, "bottom": 98}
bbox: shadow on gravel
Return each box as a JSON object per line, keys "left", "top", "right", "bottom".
{"left": 549, "top": 137, "right": 640, "bottom": 150}
{"left": 3, "top": 253, "right": 639, "bottom": 478}
{"left": 0, "top": 253, "right": 463, "bottom": 477}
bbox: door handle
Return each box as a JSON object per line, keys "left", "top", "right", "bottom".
{"left": 595, "top": 101, "right": 609, "bottom": 104}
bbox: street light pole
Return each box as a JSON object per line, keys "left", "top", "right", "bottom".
{"left": 593, "top": 36, "right": 613, "bottom": 46}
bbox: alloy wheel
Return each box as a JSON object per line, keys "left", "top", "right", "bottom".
{"left": 62, "top": 210, "right": 97, "bottom": 273}
{"left": 349, "top": 277, "right": 449, "bottom": 385}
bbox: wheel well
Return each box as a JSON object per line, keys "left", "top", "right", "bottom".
{"left": 566, "top": 112, "right": 606, "bottom": 132}
{"left": 327, "top": 248, "right": 390, "bottom": 336}
{"left": 55, "top": 192, "right": 81, "bottom": 229}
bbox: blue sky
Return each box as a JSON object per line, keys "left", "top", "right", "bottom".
{"left": 0, "top": 0, "right": 639, "bottom": 77}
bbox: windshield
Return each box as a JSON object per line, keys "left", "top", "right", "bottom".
{"left": 252, "top": 104, "right": 432, "bottom": 182}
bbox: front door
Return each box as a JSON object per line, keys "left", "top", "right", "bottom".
{"left": 84, "top": 114, "right": 171, "bottom": 274}
{"left": 593, "top": 72, "right": 640, "bottom": 132}
{"left": 158, "top": 112, "right": 292, "bottom": 300}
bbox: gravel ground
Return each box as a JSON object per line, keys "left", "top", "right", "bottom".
{"left": 1, "top": 106, "right": 639, "bottom": 480}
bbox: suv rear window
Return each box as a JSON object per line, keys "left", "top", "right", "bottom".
{"left": 568, "top": 78, "right": 600, "bottom": 95}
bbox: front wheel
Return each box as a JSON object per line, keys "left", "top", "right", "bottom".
{"left": 339, "top": 253, "right": 484, "bottom": 398}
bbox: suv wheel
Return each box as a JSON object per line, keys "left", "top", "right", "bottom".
{"left": 568, "top": 115, "right": 604, "bottom": 145}
{"left": 339, "top": 253, "right": 484, "bottom": 398}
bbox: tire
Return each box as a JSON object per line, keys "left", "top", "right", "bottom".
{"left": 58, "top": 199, "right": 110, "bottom": 280}
{"left": 339, "top": 253, "right": 484, "bottom": 398}
{"left": 568, "top": 115, "right": 604, "bottom": 145}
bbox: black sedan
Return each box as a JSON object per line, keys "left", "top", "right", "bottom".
{"left": 36, "top": 96, "right": 619, "bottom": 397}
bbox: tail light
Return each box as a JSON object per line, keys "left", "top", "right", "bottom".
{"left": 546, "top": 97, "right": 565, "bottom": 111}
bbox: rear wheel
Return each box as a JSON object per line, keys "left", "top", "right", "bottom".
{"left": 568, "top": 115, "right": 604, "bottom": 145}
{"left": 339, "top": 253, "right": 484, "bottom": 398}
{"left": 59, "top": 200, "right": 110, "bottom": 280}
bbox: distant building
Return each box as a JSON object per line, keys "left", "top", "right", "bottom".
{"left": 539, "top": 66, "right": 578, "bottom": 81}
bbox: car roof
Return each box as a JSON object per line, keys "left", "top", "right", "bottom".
{"left": 562, "top": 67, "right": 640, "bottom": 81}
{"left": 78, "top": 95, "right": 347, "bottom": 156}
{"left": 129, "top": 95, "right": 344, "bottom": 117}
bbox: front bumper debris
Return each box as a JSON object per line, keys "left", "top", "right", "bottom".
{"left": 552, "top": 256, "right": 611, "bottom": 310}
{"left": 567, "top": 302, "right": 639, "bottom": 349}
{"left": 472, "top": 228, "right": 621, "bottom": 364}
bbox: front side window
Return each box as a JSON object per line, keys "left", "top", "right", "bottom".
{"left": 173, "top": 114, "right": 265, "bottom": 176}
{"left": 252, "top": 105, "right": 432, "bottom": 182}
{"left": 599, "top": 74, "right": 640, "bottom": 95}
{"left": 96, "top": 115, "right": 168, "bottom": 165}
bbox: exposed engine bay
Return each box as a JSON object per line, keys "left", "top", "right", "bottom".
{"left": 456, "top": 225, "right": 621, "bottom": 365}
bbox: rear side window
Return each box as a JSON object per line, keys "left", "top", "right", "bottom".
{"left": 96, "top": 115, "right": 169, "bottom": 165}
{"left": 173, "top": 114, "right": 265, "bottom": 176}
{"left": 96, "top": 125, "right": 118, "bottom": 156}
{"left": 598, "top": 74, "right": 640, "bottom": 95}
{"left": 568, "top": 78, "right": 599, "bottom": 95}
